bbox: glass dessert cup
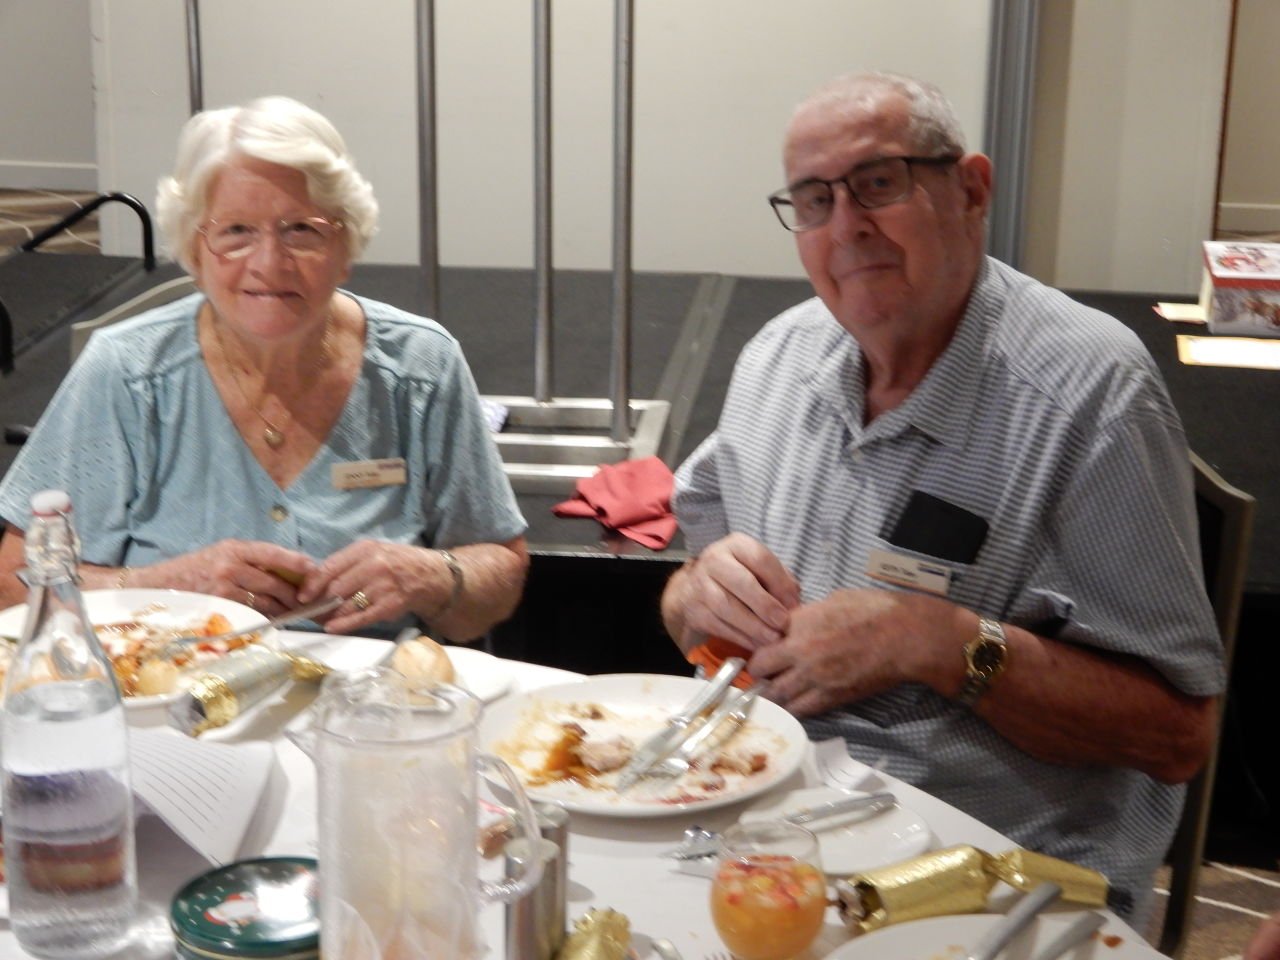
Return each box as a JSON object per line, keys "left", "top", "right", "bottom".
{"left": 709, "top": 821, "right": 826, "bottom": 960}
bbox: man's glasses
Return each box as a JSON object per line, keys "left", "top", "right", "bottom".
{"left": 198, "top": 217, "right": 345, "bottom": 259}
{"left": 767, "top": 155, "right": 961, "bottom": 232}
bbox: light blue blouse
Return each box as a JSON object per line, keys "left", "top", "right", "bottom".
{"left": 0, "top": 293, "right": 526, "bottom": 569}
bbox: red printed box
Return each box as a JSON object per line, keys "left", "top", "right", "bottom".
{"left": 1201, "top": 241, "right": 1280, "bottom": 337}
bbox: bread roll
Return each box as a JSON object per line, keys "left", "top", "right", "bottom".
{"left": 391, "top": 636, "right": 456, "bottom": 685}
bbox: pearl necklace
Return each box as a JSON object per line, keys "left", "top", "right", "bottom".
{"left": 210, "top": 313, "right": 331, "bottom": 450}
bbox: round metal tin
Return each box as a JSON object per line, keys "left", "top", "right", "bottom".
{"left": 170, "top": 856, "right": 319, "bottom": 959}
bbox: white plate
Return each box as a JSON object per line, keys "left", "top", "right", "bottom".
{"left": 738, "top": 786, "right": 930, "bottom": 876}
{"left": 0, "top": 589, "right": 273, "bottom": 714}
{"left": 824, "top": 913, "right": 1157, "bottom": 960}
{"left": 479, "top": 674, "right": 807, "bottom": 817}
{"left": 282, "top": 636, "right": 512, "bottom": 703}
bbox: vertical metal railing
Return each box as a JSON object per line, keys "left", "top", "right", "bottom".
{"left": 532, "top": 0, "right": 554, "bottom": 402}
{"left": 608, "top": 0, "right": 634, "bottom": 442}
{"left": 184, "top": 0, "right": 203, "bottom": 114}
{"left": 415, "top": 0, "right": 441, "bottom": 320}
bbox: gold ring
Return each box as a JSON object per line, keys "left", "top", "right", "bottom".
{"left": 352, "top": 590, "right": 371, "bottom": 611}
{"left": 245, "top": 590, "right": 256, "bottom": 610}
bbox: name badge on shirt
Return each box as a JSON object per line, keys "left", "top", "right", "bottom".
{"left": 866, "top": 547, "right": 953, "bottom": 596}
{"left": 331, "top": 458, "right": 407, "bottom": 490}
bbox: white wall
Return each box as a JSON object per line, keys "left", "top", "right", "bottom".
{"left": 0, "top": 0, "right": 96, "bottom": 189}
{"left": 1217, "top": 0, "right": 1280, "bottom": 233}
{"left": 1024, "top": 0, "right": 1230, "bottom": 295}
{"left": 91, "top": 0, "right": 992, "bottom": 277}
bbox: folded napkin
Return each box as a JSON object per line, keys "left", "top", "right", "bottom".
{"left": 686, "top": 635, "right": 756, "bottom": 688}
{"left": 552, "top": 456, "right": 678, "bottom": 549}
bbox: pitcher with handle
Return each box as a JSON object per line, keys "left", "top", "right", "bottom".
{"left": 289, "top": 665, "right": 544, "bottom": 959}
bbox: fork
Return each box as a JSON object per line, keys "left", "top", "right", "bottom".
{"left": 643, "top": 684, "right": 762, "bottom": 782}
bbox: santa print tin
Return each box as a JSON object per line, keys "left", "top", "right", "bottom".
{"left": 170, "top": 856, "right": 319, "bottom": 959}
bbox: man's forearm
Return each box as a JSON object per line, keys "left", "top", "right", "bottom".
{"left": 930, "top": 608, "right": 1216, "bottom": 784}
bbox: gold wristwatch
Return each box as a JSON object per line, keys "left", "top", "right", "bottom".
{"left": 958, "top": 617, "right": 1007, "bottom": 706}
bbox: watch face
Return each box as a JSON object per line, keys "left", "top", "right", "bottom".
{"left": 971, "top": 642, "right": 1004, "bottom": 674}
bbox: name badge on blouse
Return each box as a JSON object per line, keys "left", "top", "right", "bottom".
{"left": 331, "top": 458, "right": 407, "bottom": 490}
{"left": 866, "top": 548, "right": 953, "bottom": 596}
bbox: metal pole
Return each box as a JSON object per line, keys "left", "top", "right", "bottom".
{"left": 982, "top": 0, "right": 1039, "bottom": 268}
{"left": 533, "top": 0, "right": 554, "bottom": 403}
{"left": 415, "top": 0, "right": 441, "bottom": 320}
{"left": 184, "top": 0, "right": 203, "bottom": 114}
{"left": 609, "top": 0, "right": 634, "bottom": 442}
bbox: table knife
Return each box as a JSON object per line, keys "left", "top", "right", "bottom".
{"left": 615, "top": 657, "right": 745, "bottom": 792}
{"left": 966, "top": 882, "right": 1062, "bottom": 960}
{"left": 782, "top": 791, "right": 897, "bottom": 826}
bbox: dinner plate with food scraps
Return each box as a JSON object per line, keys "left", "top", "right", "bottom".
{"left": 0, "top": 589, "right": 273, "bottom": 718}
{"left": 479, "top": 673, "right": 808, "bottom": 817}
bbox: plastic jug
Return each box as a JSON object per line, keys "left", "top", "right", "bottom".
{"left": 288, "top": 666, "right": 543, "bottom": 959}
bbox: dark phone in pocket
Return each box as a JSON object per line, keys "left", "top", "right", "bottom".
{"left": 887, "top": 491, "right": 989, "bottom": 565}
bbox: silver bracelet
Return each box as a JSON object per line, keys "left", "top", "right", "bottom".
{"left": 433, "top": 549, "right": 465, "bottom": 620}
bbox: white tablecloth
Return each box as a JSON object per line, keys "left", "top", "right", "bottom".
{"left": 0, "top": 640, "right": 1150, "bottom": 959}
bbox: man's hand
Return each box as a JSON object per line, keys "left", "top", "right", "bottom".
{"left": 662, "top": 533, "right": 803, "bottom": 652}
{"left": 747, "top": 587, "right": 955, "bottom": 716}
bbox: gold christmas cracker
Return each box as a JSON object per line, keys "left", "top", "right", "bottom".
{"left": 835, "top": 845, "right": 1108, "bottom": 935}
{"left": 555, "top": 908, "right": 631, "bottom": 960}
{"left": 986, "top": 848, "right": 1108, "bottom": 906}
{"left": 835, "top": 845, "right": 994, "bottom": 934}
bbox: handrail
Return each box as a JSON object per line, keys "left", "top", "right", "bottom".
{"left": 21, "top": 192, "right": 156, "bottom": 271}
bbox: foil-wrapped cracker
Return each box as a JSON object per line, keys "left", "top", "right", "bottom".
{"left": 555, "top": 908, "right": 630, "bottom": 960}
{"left": 835, "top": 844, "right": 1107, "bottom": 935}
{"left": 987, "top": 848, "right": 1108, "bottom": 907}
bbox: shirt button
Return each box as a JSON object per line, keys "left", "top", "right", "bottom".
{"left": 851, "top": 449, "right": 865, "bottom": 463}
{"left": 270, "top": 504, "right": 289, "bottom": 522}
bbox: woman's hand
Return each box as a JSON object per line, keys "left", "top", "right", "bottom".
{"left": 130, "top": 539, "right": 317, "bottom": 616}
{"left": 298, "top": 540, "right": 455, "bottom": 635}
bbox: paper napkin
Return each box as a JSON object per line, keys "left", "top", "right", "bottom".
{"left": 129, "top": 726, "right": 275, "bottom": 865}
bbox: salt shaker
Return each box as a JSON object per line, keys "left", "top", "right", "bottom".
{"left": 505, "top": 802, "right": 570, "bottom": 960}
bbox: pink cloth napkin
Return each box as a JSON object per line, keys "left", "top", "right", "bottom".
{"left": 552, "top": 456, "right": 678, "bottom": 549}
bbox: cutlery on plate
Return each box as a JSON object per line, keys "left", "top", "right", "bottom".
{"left": 641, "top": 682, "right": 764, "bottom": 782}
{"left": 965, "top": 882, "right": 1062, "bottom": 960}
{"left": 615, "top": 658, "right": 745, "bottom": 792}
{"left": 659, "top": 791, "right": 897, "bottom": 859}
{"left": 1028, "top": 910, "right": 1106, "bottom": 960}
{"left": 651, "top": 938, "right": 685, "bottom": 960}
{"left": 159, "top": 594, "right": 345, "bottom": 659}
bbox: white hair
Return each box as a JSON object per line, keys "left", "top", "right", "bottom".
{"left": 796, "top": 71, "right": 967, "bottom": 156}
{"left": 156, "top": 96, "right": 379, "bottom": 271}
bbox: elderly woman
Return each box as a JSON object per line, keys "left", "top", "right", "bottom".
{"left": 0, "top": 96, "right": 526, "bottom": 640}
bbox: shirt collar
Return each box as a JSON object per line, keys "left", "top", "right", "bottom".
{"left": 805, "top": 257, "right": 1001, "bottom": 449}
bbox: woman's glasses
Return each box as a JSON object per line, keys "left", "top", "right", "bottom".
{"left": 199, "top": 217, "right": 345, "bottom": 259}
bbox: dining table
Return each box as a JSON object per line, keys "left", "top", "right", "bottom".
{"left": 0, "top": 634, "right": 1162, "bottom": 959}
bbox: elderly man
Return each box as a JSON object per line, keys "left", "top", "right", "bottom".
{"left": 661, "top": 71, "right": 1223, "bottom": 920}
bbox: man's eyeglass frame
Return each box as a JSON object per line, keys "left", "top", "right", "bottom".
{"left": 767, "top": 154, "right": 961, "bottom": 233}
{"left": 198, "top": 217, "right": 345, "bottom": 260}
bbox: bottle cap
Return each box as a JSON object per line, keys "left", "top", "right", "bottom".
{"left": 170, "top": 856, "right": 319, "bottom": 959}
{"left": 30, "top": 490, "right": 71, "bottom": 516}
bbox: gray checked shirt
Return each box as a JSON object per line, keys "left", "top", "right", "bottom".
{"left": 675, "top": 256, "right": 1224, "bottom": 921}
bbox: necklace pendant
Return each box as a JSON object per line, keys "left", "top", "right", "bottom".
{"left": 263, "top": 426, "right": 285, "bottom": 449}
